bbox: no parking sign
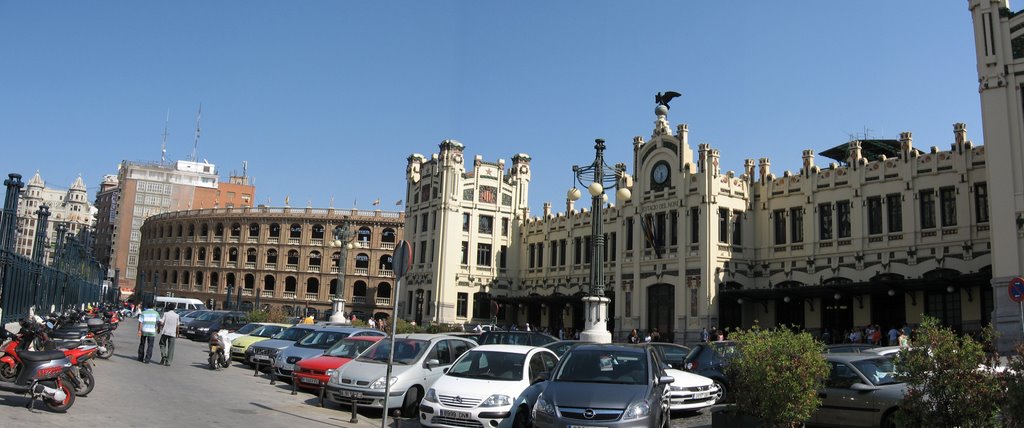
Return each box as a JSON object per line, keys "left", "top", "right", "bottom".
{"left": 1009, "top": 277, "right": 1024, "bottom": 302}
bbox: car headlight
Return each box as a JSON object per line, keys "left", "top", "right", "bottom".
{"left": 670, "top": 385, "right": 684, "bottom": 391}
{"left": 325, "top": 368, "right": 337, "bottom": 379}
{"left": 198, "top": 327, "right": 209, "bottom": 331}
{"left": 534, "top": 394, "right": 554, "bottom": 416}
{"left": 329, "top": 369, "right": 342, "bottom": 384}
{"left": 424, "top": 388, "right": 438, "bottom": 403}
{"left": 622, "top": 400, "right": 651, "bottom": 420}
{"left": 368, "top": 376, "right": 397, "bottom": 390}
{"left": 479, "top": 394, "right": 512, "bottom": 407}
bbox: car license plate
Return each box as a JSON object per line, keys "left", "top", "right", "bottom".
{"left": 299, "top": 376, "right": 321, "bottom": 385}
{"left": 569, "top": 425, "right": 606, "bottom": 428}
{"left": 694, "top": 391, "right": 709, "bottom": 399}
{"left": 253, "top": 355, "right": 270, "bottom": 362}
{"left": 439, "top": 409, "right": 471, "bottom": 419}
{"left": 339, "top": 390, "right": 363, "bottom": 398}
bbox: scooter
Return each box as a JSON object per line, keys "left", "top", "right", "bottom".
{"left": 2, "top": 320, "right": 97, "bottom": 396}
{"left": 0, "top": 329, "right": 76, "bottom": 412}
{"left": 208, "top": 329, "right": 231, "bottom": 370}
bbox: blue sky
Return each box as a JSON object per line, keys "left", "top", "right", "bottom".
{"left": 0, "top": 1, "right": 985, "bottom": 215}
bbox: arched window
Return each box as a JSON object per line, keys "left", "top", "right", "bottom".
{"left": 312, "top": 224, "right": 325, "bottom": 240}
{"left": 212, "top": 247, "right": 221, "bottom": 261}
{"left": 264, "top": 275, "right": 276, "bottom": 291}
{"left": 379, "top": 255, "right": 393, "bottom": 271}
{"left": 171, "top": 271, "right": 178, "bottom": 284}
{"left": 174, "top": 248, "right": 181, "bottom": 260}
{"left": 246, "top": 248, "right": 257, "bottom": 263}
{"left": 377, "top": 282, "right": 391, "bottom": 298}
{"left": 249, "top": 223, "right": 260, "bottom": 239}
{"left": 210, "top": 272, "right": 219, "bottom": 287}
{"left": 269, "top": 223, "right": 280, "bottom": 237}
{"left": 195, "top": 271, "right": 204, "bottom": 286}
{"left": 329, "top": 279, "right": 337, "bottom": 296}
{"left": 188, "top": 224, "right": 195, "bottom": 236}
{"left": 355, "top": 253, "right": 369, "bottom": 269}
{"left": 201, "top": 223, "right": 209, "bottom": 236}
{"left": 331, "top": 251, "right": 341, "bottom": 268}
{"left": 231, "top": 223, "right": 242, "bottom": 238}
{"left": 226, "top": 273, "right": 235, "bottom": 287}
{"left": 381, "top": 228, "right": 396, "bottom": 243}
{"left": 197, "top": 247, "right": 206, "bottom": 261}
{"left": 177, "top": 224, "right": 183, "bottom": 237}
{"left": 228, "top": 247, "right": 238, "bottom": 262}
{"left": 353, "top": 280, "right": 367, "bottom": 297}
{"left": 287, "top": 250, "right": 299, "bottom": 265}
{"left": 358, "top": 227, "right": 371, "bottom": 242}
{"left": 309, "top": 251, "right": 322, "bottom": 267}
{"left": 162, "top": 270, "right": 168, "bottom": 283}
{"left": 215, "top": 223, "right": 224, "bottom": 237}
{"left": 244, "top": 274, "right": 255, "bottom": 289}
{"left": 306, "top": 278, "right": 319, "bottom": 295}
{"left": 285, "top": 276, "right": 297, "bottom": 293}
{"left": 184, "top": 248, "right": 193, "bottom": 261}
{"left": 266, "top": 249, "right": 278, "bottom": 264}
{"left": 290, "top": 223, "right": 302, "bottom": 239}
{"left": 182, "top": 271, "right": 191, "bottom": 285}
{"left": 163, "top": 248, "right": 170, "bottom": 259}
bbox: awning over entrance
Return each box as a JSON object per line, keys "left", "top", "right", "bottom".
{"left": 719, "top": 271, "right": 991, "bottom": 302}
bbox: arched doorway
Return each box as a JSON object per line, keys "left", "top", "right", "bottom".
{"left": 647, "top": 284, "right": 674, "bottom": 340}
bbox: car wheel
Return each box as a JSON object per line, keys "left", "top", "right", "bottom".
{"left": 881, "top": 409, "right": 900, "bottom": 428}
{"left": 512, "top": 405, "right": 530, "bottom": 428}
{"left": 400, "top": 386, "right": 421, "bottom": 418}
{"left": 712, "top": 379, "right": 728, "bottom": 404}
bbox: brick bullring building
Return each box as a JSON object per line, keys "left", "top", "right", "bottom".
{"left": 135, "top": 206, "right": 404, "bottom": 319}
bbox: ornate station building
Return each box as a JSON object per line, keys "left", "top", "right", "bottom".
{"left": 135, "top": 206, "right": 404, "bottom": 319}
{"left": 402, "top": 105, "right": 993, "bottom": 343}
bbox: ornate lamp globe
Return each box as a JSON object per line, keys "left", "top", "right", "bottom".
{"left": 587, "top": 182, "right": 603, "bottom": 197}
{"left": 567, "top": 187, "right": 582, "bottom": 201}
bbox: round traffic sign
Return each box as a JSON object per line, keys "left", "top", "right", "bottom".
{"left": 1009, "top": 277, "right": 1024, "bottom": 303}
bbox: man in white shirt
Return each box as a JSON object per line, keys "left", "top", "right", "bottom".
{"left": 159, "top": 308, "right": 180, "bottom": 366}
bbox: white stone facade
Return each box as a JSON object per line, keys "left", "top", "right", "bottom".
{"left": 15, "top": 172, "right": 94, "bottom": 263}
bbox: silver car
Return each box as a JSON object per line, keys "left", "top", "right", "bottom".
{"left": 807, "top": 354, "right": 906, "bottom": 428}
{"left": 532, "top": 343, "right": 674, "bottom": 428}
{"left": 272, "top": 326, "right": 384, "bottom": 379}
{"left": 325, "top": 334, "right": 477, "bottom": 417}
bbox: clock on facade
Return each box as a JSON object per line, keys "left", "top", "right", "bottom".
{"left": 652, "top": 161, "right": 670, "bottom": 185}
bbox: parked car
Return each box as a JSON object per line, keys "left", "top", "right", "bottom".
{"left": 825, "top": 343, "right": 878, "bottom": 354}
{"left": 532, "top": 343, "right": 674, "bottom": 428}
{"left": 224, "top": 322, "right": 281, "bottom": 345}
{"left": 177, "top": 310, "right": 209, "bottom": 336}
{"left": 293, "top": 336, "right": 384, "bottom": 390}
{"left": 325, "top": 334, "right": 477, "bottom": 417}
{"left": 230, "top": 324, "right": 291, "bottom": 362}
{"left": 421, "top": 344, "right": 559, "bottom": 428}
{"left": 272, "top": 326, "right": 384, "bottom": 380}
{"left": 182, "top": 311, "right": 247, "bottom": 341}
{"left": 806, "top": 354, "right": 906, "bottom": 428}
{"left": 246, "top": 324, "right": 325, "bottom": 367}
{"left": 445, "top": 332, "right": 481, "bottom": 343}
{"left": 642, "top": 344, "right": 719, "bottom": 411}
{"left": 542, "top": 340, "right": 594, "bottom": 358}
{"left": 650, "top": 343, "right": 692, "bottom": 368}
{"left": 862, "top": 346, "right": 901, "bottom": 357}
{"left": 683, "top": 341, "right": 737, "bottom": 403}
{"left": 478, "top": 331, "right": 558, "bottom": 347}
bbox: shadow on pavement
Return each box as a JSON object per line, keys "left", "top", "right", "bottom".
{"left": 0, "top": 394, "right": 65, "bottom": 414}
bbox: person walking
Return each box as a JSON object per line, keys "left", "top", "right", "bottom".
{"left": 159, "top": 307, "right": 180, "bottom": 366}
{"left": 628, "top": 328, "right": 640, "bottom": 344}
{"left": 700, "top": 327, "right": 710, "bottom": 343}
{"left": 898, "top": 329, "right": 911, "bottom": 349}
{"left": 137, "top": 304, "right": 160, "bottom": 363}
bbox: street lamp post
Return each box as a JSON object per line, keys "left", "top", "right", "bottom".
{"left": 568, "top": 138, "right": 632, "bottom": 344}
{"left": 329, "top": 223, "right": 356, "bottom": 323}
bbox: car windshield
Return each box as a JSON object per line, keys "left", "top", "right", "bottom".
{"left": 253, "top": 325, "right": 285, "bottom": 338}
{"left": 447, "top": 350, "right": 525, "bottom": 381}
{"left": 186, "top": 311, "right": 208, "bottom": 319}
{"left": 852, "top": 357, "right": 902, "bottom": 386}
{"left": 272, "top": 327, "right": 315, "bottom": 341}
{"left": 481, "top": 333, "right": 532, "bottom": 345}
{"left": 235, "top": 324, "right": 262, "bottom": 335}
{"left": 326, "top": 338, "right": 376, "bottom": 358}
{"left": 196, "top": 312, "right": 225, "bottom": 321}
{"left": 357, "top": 338, "right": 430, "bottom": 365}
{"left": 555, "top": 349, "right": 648, "bottom": 385}
{"left": 296, "top": 331, "right": 350, "bottom": 349}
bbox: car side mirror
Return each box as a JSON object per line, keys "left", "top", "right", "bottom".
{"left": 443, "top": 367, "right": 449, "bottom": 374}
{"left": 531, "top": 371, "right": 550, "bottom": 385}
{"left": 658, "top": 375, "right": 675, "bottom": 386}
{"left": 849, "top": 382, "right": 879, "bottom": 392}
{"left": 425, "top": 358, "right": 441, "bottom": 368}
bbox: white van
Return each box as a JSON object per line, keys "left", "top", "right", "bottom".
{"left": 155, "top": 297, "right": 207, "bottom": 312}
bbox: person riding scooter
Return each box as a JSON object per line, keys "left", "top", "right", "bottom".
{"left": 208, "top": 328, "right": 232, "bottom": 370}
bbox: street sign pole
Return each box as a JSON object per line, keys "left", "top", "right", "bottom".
{"left": 381, "top": 240, "right": 412, "bottom": 428}
{"left": 1008, "top": 277, "right": 1024, "bottom": 338}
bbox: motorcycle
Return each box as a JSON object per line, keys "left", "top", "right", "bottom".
{"left": 3, "top": 319, "right": 99, "bottom": 396}
{"left": 208, "top": 329, "right": 231, "bottom": 370}
{"left": 0, "top": 328, "right": 76, "bottom": 412}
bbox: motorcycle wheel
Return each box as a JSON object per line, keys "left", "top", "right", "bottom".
{"left": 0, "top": 362, "right": 19, "bottom": 382}
{"left": 208, "top": 353, "right": 220, "bottom": 370}
{"left": 220, "top": 355, "right": 231, "bottom": 368}
{"left": 97, "top": 340, "right": 114, "bottom": 359}
{"left": 74, "top": 366, "right": 95, "bottom": 396}
{"left": 41, "top": 375, "right": 76, "bottom": 412}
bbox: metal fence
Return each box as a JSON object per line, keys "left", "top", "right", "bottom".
{"left": 0, "top": 173, "right": 116, "bottom": 324}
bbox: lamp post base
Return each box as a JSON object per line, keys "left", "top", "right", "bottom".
{"left": 579, "top": 296, "right": 612, "bottom": 344}
{"left": 329, "top": 297, "right": 351, "bottom": 324}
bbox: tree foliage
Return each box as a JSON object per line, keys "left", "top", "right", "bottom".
{"left": 724, "top": 325, "right": 828, "bottom": 428}
{"left": 244, "top": 306, "right": 288, "bottom": 323}
{"left": 1000, "top": 343, "right": 1024, "bottom": 428}
{"left": 894, "top": 316, "right": 1002, "bottom": 427}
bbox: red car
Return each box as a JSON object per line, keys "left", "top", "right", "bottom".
{"left": 293, "top": 336, "right": 383, "bottom": 390}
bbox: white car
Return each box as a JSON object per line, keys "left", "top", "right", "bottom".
{"left": 325, "top": 334, "right": 477, "bottom": 417}
{"left": 421, "top": 344, "right": 559, "bottom": 428}
{"left": 664, "top": 367, "right": 720, "bottom": 411}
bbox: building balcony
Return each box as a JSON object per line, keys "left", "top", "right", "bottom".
{"left": 354, "top": 268, "right": 369, "bottom": 276}
{"left": 330, "top": 266, "right": 339, "bottom": 274}
{"left": 268, "top": 237, "right": 279, "bottom": 244}
{"left": 182, "top": 260, "right": 192, "bottom": 266}
{"left": 283, "top": 292, "right": 296, "bottom": 299}
{"left": 227, "top": 262, "right": 237, "bottom": 268}
{"left": 308, "top": 265, "right": 321, "bottom": 273}
{"left": 381, "top": 242, "right": 396, "bottom": 250}
{"left": 380, "top": 269, "right": 395, "bottom": 278}
{"left": 245, "top": 262, "right": 256, "bottom": 269}
{"left": 289, "top": 238, "right": 301, "bottom": 245}
{"left": 247, "top": 237, "right": 258, "bottom": 244}
{"left": 261, "top": 290, "right": 274, "bottom": 298}
{"left": 311, "top": 239, "right": 324, "bottom": 246}
{"left": 375, "top": 297, "right": 391, "bottom": 306}
{"left": 229, "top": 236, "right": 240, "bottom": 243}
{"left": 352, "top": 296, "right": 367, "bottom": 304}
{"left": 198, "top": 236, "right": 208, "bottom": 242}
{"left": 305, "top": 293, "right": 318, "bottom": 301}
{"left": 262, "top": 263, "right": 275, "bottom": 270}
{"left": 285, "top": 265, "right": 298, "bottom": 272}
{"left": 356, "top": 241, "right": 370, "bottom": 249}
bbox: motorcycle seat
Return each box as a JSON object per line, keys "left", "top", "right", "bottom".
{"left": 18, "top": 349, "right": 67, "bottom": 362}
{"left": 51, "top": 330, "right": 88, "bottom": 339}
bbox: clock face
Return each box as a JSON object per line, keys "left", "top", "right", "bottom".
{"left": 652, "top": 163, "right": 670, "bottom": 184}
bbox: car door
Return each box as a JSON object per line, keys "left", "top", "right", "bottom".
{"left": 422, "top": 339, "right": 453, "bottom": 385}
{"left": 812, "top": 361, "right": 876, "bottom": 427}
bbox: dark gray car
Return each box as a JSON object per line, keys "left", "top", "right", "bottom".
{"left": 806, "top": 354, "right": 906, "bottom": 427}
{"left": 532, "top": 343, "right": 673, "bottom": 428}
